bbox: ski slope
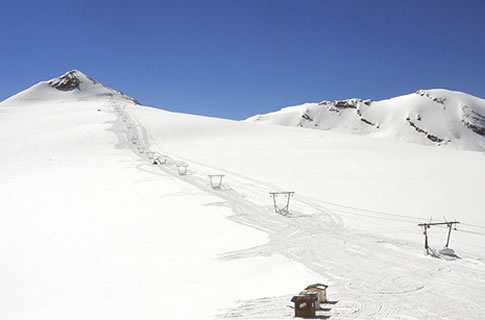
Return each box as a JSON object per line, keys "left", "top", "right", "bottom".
{"left": 1, "top": 71, "right": 485, "bottom": 319}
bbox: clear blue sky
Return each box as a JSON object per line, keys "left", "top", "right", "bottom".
{"left": 1, "top": 0, "right": 484, "bottom": 119}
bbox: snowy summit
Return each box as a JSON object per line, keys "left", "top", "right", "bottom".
{"left": 3, "top": 70, "right": 140, "bottom": 105}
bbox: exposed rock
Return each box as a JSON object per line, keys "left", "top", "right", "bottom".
{"left": 416, "top": 90, "right": 446, "bottom": 105}
{"left": 433, "top": 97, "right": 446, "bottom": 104}
{"left": 408, "top": 120, "right": 426, "bottom": 134}
{"left": 427, "top": 134, "right": 443, "bottom": 143}
{"left": 462, "top": 105, "right": 485, "bottom": 137}
{"left": 355, "top": 106, "right": 375, "bottom": 126}
{"left": 360, "top": 118, "right": 375, "bottom": 126}
{"left": 464, "top": 123, "right": 485, "bottom": 136}
{"left": 407, "top": 120, "right": 444, "bottom": 143}
{"left": 334, "top": 100, "right": 357, "bottom": 109}
{"left": 301, "top": 112, "right": 313, "bottom": 122}
{"left": 49, "top": 71, "right": 80, "bottom": 90}
{"left": 318, "top": 98, "right": 372, "bottom": 116}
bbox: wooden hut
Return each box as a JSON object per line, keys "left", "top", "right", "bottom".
{"left": 291, "top": 295, "right": 318, "bottom": 318}
{"left": 299, "top": 291, "right": 321, "bottom": 310}
{"left": 304, "top": 283, "right": 328, "bottom": 303}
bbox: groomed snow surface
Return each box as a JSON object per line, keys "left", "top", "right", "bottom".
{"left": 1, "top": 71, "right": 485, "bottom": 319}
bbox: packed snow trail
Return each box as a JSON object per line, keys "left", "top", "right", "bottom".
{"left": 109, "top": 100, "right": 485, "bottom": 319}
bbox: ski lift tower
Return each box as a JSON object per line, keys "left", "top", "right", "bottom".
{"left": 269, "top": 191, "right": 294, "bottom": 215}
{"left": 208, "top": 174, "right": 225, "bottom": 189}
{"left": 417, "top": 220, "right": 460, "bottom": 255}
{"left": 176, "top": 163, "right": 189, "bottom": 175}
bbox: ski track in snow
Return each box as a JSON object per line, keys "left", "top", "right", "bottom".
{"left": 107, "top": 99, "right": 485, "bottom": 319}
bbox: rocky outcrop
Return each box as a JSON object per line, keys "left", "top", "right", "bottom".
{"left": 301, "top": 112, "right": 313, "bottom": 122}
{"left": 360, "top": 118, "right": 375, "bottom": 126}
{"left": 416, "top": 90, "right": 446, "bottom": 105}
{"left": 407, "top": 119, "right": 444, "bottom": 143}
{"left": 49, "top": 71, "right": 80, "bottom": 90}
{"left": 461, "top": 105, "right": 485, "bottom": 137}
{"left": 319, "top": 98, "right": 372, "bottom": 110}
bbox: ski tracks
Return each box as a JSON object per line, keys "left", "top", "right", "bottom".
{"left": 107, "top": 101, "right": 485, "bottom": 319}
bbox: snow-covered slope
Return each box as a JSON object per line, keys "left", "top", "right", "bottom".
{"left": 1, "top": 71, "right": 485, "bottom": 319}
{"left": 246, "top": 89, "right": 485, "bottom": 151}
{"left": 0, "top": 71, "right": 315, "bottom": 320}
{"left": 2, "top": 70, "right": 140, "bottom": 105}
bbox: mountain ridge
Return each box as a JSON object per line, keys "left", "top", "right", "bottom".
{"left": 246, "top": 89, "right": 485, "bottom": 151}
{"left": 2, "top": 70, "right": 484, "bottom": 151}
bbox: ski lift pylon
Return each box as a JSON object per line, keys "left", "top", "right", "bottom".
{"left": 208, "top": 174, "right": 225, "bottom": 189}
{"left": 175, "top": 162, "right": 189, "bottom": 175}
{"left": 269, "top": 191, "right": 295, "bottom": 215}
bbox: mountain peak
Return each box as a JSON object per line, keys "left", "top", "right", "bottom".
{"left": 48, "top": 69, "right": 109, "bottom": 92}
{"left": 48, "top": 70, "right": 83, "bottom": 90}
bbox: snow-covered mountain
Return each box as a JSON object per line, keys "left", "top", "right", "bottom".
{"left": 247, "top": 89, "right": 485, "bottom": 151}
{"left": 2, "top": 70, "right": 140, "bottom": 105}
{"left": 1, "top": 71, "right": 485, "bottom": 319}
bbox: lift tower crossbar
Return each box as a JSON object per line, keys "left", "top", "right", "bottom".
{"left": 417, "top": 221, "right": 460, "bottom": 254}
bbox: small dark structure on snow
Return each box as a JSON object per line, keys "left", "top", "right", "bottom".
{"left": 291, "top": 295, "right": 318, "bottom": 318}
{"left": 304, "top": 283, "right": 328, "bottom": 304}
{"left": 291, "top": 283, "right": 330, "bottom": 318}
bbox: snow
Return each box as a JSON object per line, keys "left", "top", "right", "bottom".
{"left": 1, "top": 71, "right": 485, "bottom": 319}
{"left": 2, "top": 70, "right": 138, "bottom": 106}
{"left": 246, "top": 89, "right": 485, "bottom": 151}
